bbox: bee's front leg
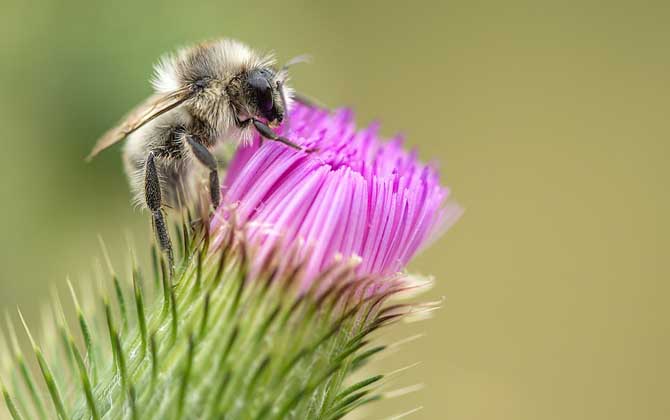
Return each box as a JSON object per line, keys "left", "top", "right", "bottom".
{"left": 145, "top": 152, "right": 175, "bottom": 272}
{"left": 251, "top": 118, "right": 304, "bottom": 151}
{"left": 186, "top": 136, "right": 220, "bottom": 210}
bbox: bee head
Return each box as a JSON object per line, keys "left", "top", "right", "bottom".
{"left": 245, "top": 68, "right": 286, "bottom": 127}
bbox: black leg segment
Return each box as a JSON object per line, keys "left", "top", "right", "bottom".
{"left": 252, "top": 118, "right": 304, "bottom": 151}
{"left": 145, "top": 152, "right": 174, "bottom": 269}
{"left": 144, "top": 152, "right": 162, "bottom": 211}
{"left": 186, "top": 136, "right": 221, "bottom": 209}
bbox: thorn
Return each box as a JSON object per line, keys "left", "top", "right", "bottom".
{"left": 103, "top": 297, "right": 118, "bottom": 372}
{"left": 133, "top": 270, "right": 147, "bottom": 352}
{"left": 383, "top": 383, "right": 424, "bottom": 400}
{"left": 387, "top": 334, "right": 425, "bottom": 350}
{"left": 67, "top": 334, "right": 100, "bottom": 420}
{"left": 202, "top": 370, "right": 231, "bottom": 419}
{"left": 128, "top": 384, "right": 138, "bottom": 420}
{"left": 328, "top": 390, "right": 370, "bottom": 417}
{"left": 170, "top": 289, "right": 178, "bottom": 344}
{"left": 16, "top": 310, "right": 36, "bottom": 351}
{"left": 350, "top": 345, "right": 386, "bottom": 371}
{"left": 4, "top": 313, "right": 21, "bottom": 358}
{"left": 66, "top": 278, "right": 82, "bottom": 314}
{"left": 245, "top": 356, "right": 271, "bottom": 401}
{"left": 181, "top": 211, "right": 191, "bottom": 258}
{"left": 385, "top": 362, "right": 422, "bottom": 379}
{"left": 381, "top": 406, "right": 424, "bottom": 420}
{"left": 1, "top": 375, "right": 25, "bottom": 420}
{"left": 112, "top": 332, "right": 127, "bottom": 391}
{"left": 151, "top": 244, "right": 160, "bottom": 290}
{"left": 253, "top": 404, "right": 271, "bottom": 420}
{"left": 198, "top": 293, "right": 210, "bottom": 338}
{"left": 112, "top": 275, "right": 128, "bottom": 331}
{"left": 173, "top": 220, "right": 184, "bottom": 262}
{"left": 160, "top": 257, "right": 171, "bottom": 318}
{"left": 19, "top": 309, "right": 68, "bottom": 420}
{"left": 66, "top": 279, "right": 97, "bottom": 383}
{"left": 97, "top": 235, "right": 116, "bottom": 276}
{"left": 176, "top": 335, "right": 195, "bottom": 419}
{"left": 216, "top": 326, "right": 239, "bottom": 374}
{"left": 254, "top": 305, "right": 281, "bottom": 343}
{"left": 149, "top": 332, "right": 158, "bottom": 387}
{"left": 50, "top": 290, "right": 76, "bottom": 373}
{"left": 195, "top": 252, "right": 203, "bottom": 291}
{"left": 0, "top": 338, "right": 10, "bottom": 372}
{"left": 5, "top": 313, "right": 46, "bottom": 420}
{"left": 334, "top": 340, "right": 368, "bottom": 365}
{"left": 334, "top": 374, "right": 384, "bottom": 403}
{"left": 50, "top": 289, "right": 67, "bottom": 328}
{"left": 124, "top": 231, "right": 140, "bottom": 277}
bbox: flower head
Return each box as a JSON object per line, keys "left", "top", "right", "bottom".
{"left": 2, "top": 103, "right": 461, "bottom": 420}
{"left": 214, "top": 104, "right": 460, "bottom": 288}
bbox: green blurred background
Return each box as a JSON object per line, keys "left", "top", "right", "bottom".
{"left": 1, "top": 0, "right": 668, "bottom": 419}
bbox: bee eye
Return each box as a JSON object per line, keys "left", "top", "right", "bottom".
{"left": 247, "top": 69, "right": 274, "bottom": 114}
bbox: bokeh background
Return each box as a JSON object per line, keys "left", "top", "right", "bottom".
{"left": 1, "top": 1, "right": 668, "bottom": 419}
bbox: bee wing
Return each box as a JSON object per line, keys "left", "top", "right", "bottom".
{"left": 86, "top": 87, "right": 193, "bottom": 161}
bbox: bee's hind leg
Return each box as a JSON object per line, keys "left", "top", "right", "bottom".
{"left": 186, "top": 136, "right": 220, "bottom": 210}
{"left": 145, "top": 152, "right": 175, "bottom": 271}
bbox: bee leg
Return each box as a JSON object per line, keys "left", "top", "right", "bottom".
{"left": 252, "top": 118, "right": 304, "bottom": 151}
{"left": 145, "top": 152, "right": 174, "bottom": 270}
{"left": 186, "top": 136, "right": 221, "bottom": 210}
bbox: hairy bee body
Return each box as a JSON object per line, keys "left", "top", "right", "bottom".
{"left": 115, "top": 39, "right": 293, "bottom": 207}
{"left": 89, "top": 38, "right": 305, "bottom": 265}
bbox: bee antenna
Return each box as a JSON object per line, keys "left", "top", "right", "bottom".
{"left": 282, "top": 54, "right": 312, "bottom": 70}
{"left": 275, "top": 54, "right": 312, "bottom": 82}
{"left": 275, "top": 54, "right": 312, "bottom": 131}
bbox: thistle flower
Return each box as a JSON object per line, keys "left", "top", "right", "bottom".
{"left": 1, "top": 104, "right": 459, "bottom": 420}
{"left": 215, "top": 103, "right": 460, "bottom": 287}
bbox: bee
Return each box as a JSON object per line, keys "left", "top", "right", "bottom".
{"left": 87, "top": 39, "right": 312, "bottom": 267}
